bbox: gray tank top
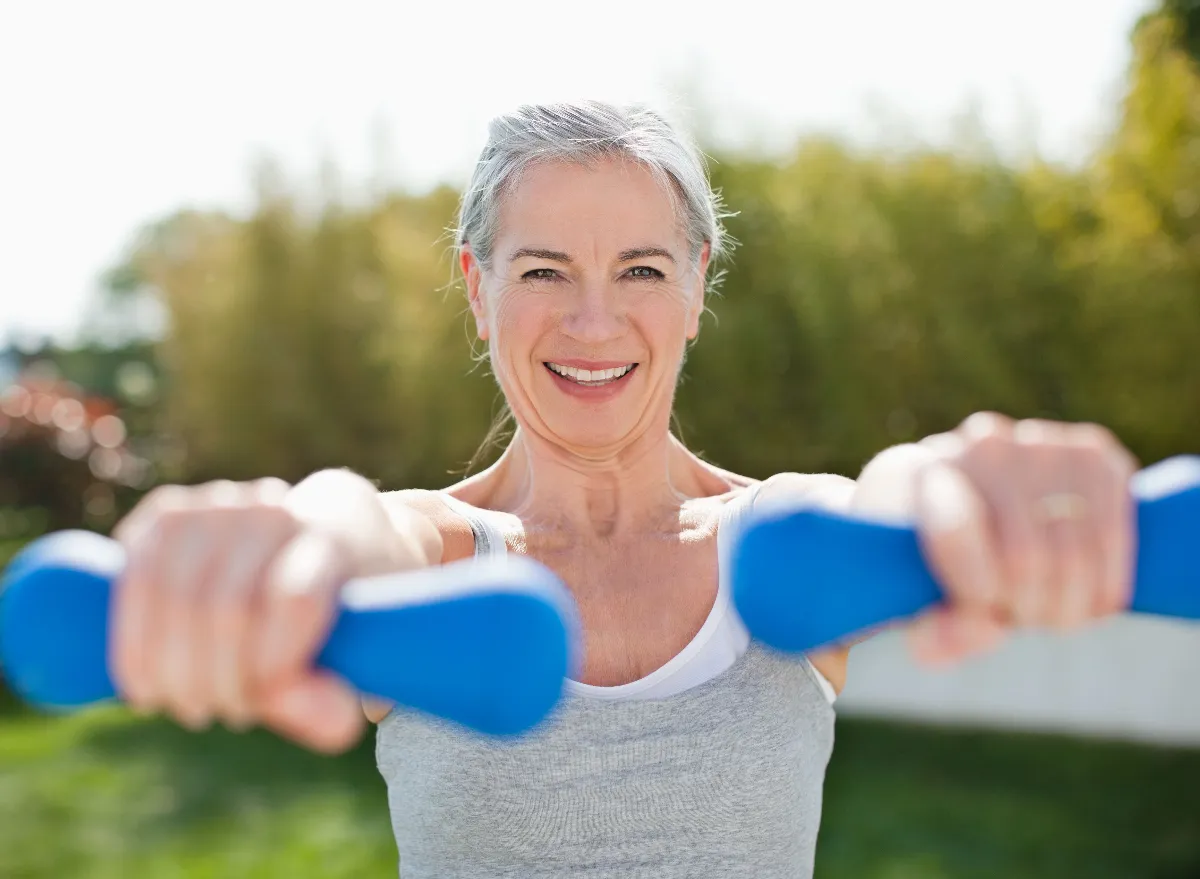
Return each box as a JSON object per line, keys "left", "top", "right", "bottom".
{"left": 374, "top": 489, "right": 836, "bottom": 878}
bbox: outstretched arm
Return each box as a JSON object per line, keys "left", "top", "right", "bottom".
{"left": 754, "top": 412, "right": 1137, "bottom": 691}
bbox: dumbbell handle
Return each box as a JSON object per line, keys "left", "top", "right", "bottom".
{"left": 0, "top": 530, "right": 580, "bottom": 736}
{"left": 732, "top": 456, "right": 1200, "bottom": 653}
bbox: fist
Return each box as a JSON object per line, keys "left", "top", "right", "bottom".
{"left": 864, "top": 413, "right": 1139, "bottom": 665}
{"left": 110, "top": 479, "right": 365, "bottom": 752}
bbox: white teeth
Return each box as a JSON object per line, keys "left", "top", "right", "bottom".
{"left": 547, "top": 363, "right": 634, "bottom": 384}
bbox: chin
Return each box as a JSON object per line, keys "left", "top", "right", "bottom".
{"left": 549, "top": 420, "right": 635, "bottom": 453}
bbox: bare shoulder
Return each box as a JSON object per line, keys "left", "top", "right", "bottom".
{"left": 756, "top": 471, "right": 857, "bottom": 513}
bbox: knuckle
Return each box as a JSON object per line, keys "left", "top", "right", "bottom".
{"left": 961, "top": 432, "right": 1012, "bottom": 469}
{"left": 200, "top": 479, "right": 247, "bottom": 507}
{"left": 253, "top": 477, "right": 292, "bottom": 502}
{"left": 1012, "top": 418, "right": 1063, "bottom": 448}
{"left": 959, "top": 411, "right": 1013, "bottom": 441}
{"left": 145, "top": 483, "right": 190, "bottom": 507}
{"left": 1067, "top": 421, "right": 1117, "bottom": 449}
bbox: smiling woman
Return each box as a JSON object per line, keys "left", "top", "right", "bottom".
{"left": 456, "top": 112, "right": 726, "bottom": 455}
{"left": 105, "top": 99, "right": 1143, "bottom": 879}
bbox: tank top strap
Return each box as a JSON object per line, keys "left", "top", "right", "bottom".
{"left": 437, "top": 493, "right": 509, "bottom": 559}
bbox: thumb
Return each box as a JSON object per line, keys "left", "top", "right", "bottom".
{"left": 257, "top": 671, "right": 366, "bottom": 754}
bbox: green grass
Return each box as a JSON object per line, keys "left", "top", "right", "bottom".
{"left": 1, "top": 691, "right": 1198, "bottom": 878}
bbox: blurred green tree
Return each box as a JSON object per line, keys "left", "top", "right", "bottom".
{"left": 92, "top": 5, "right": 1200, "bottom": 490}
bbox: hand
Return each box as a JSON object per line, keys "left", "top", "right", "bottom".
{"left": 110, "top": 478, "right": 370, "bottom": 752}
{"left": 861, "top": 412, "right": 1139, "bottom": 666}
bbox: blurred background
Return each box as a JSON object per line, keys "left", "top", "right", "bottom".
{"left": 3, "top": 0, "right": 1200, "bottom": 876}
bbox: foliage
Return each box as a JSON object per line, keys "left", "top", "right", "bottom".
{"left": 85, "top": 4, "right": 1200, "bottom": 490}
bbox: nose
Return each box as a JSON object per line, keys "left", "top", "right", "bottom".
{"left": 561, "top": 281, "right": 624, "bottom": 345}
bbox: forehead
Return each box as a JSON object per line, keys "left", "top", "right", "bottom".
{"left": 495, "top": 157, "right": 686, "bottom": 253}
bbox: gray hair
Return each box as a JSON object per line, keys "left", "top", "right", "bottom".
{"left": 455, "top": 101, "right": 731, "bottom": 287}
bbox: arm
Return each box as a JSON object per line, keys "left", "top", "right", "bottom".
{"left": 758, "top": 415, "right": 1137, "bottom": 674}
{"left": 284, "top": 471, "right": 447, "bottom": 725}
{"left": 284, "top": 470, "right": 444, "bottom": 576}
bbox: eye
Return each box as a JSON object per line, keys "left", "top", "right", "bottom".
{"left": 627, "top": 266, "right": 665, "bottom": 280}
{"left": 522, "top": 268, "right": 560, "bottom": 282}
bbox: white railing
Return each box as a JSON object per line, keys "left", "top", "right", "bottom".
{"left": 838, "top": 616, "right": 1200, "bottom": 746}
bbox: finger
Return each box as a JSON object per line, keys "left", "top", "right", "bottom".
{"left": 111, "top": 487, "right": 192, "bottom": 708}
{"left": 112, "top": 484, "right": 189, "bottom": 547}
{"left": 1006, "top": 422, "right": 1062, "bottom": 627}
{"left": 252, "top": 477, "right": 292, "bottom": 505}
{"left": 155, "top": 483, "right": 247, "bottom": 728}
{"left": 152, "top": 513, "right": 222, "bottom": 729}
{"left": 257, "top": 672, "right": 366, "bottom": 754}
{"left": 110, "top": 520, "right": 169, "bottom": 712}
{"left": 914, "top": 461, "right": 1004, "bottom": 614}
{"left": 908, "top": 606, "right": 1010, "bottom": 667}
{"left": 1094, "top": 445, "right": 1138, "bottom": 617}
{"left": 252, "top": 530, "right": 348, "bottom": 688}
{"left": 1042, "top": 510, "right": 1094, "bottom": 630}
{"left": 998, "top": 500, "right": 1053, "bottom": 627}
{"left": 208, "top": 509, "right": 297, "bottom": 729}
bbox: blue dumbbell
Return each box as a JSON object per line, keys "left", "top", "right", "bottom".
{"left": 733, "top": 456, "right": 1200, "bottom": 653}
{"left": 0, "top": 530, "right": 581, "bottom": 736}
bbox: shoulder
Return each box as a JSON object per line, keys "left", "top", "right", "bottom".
{"left": 755, "top": 471, "right": 857, "bottom": 513}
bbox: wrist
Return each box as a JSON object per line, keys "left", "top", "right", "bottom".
{"left": 283, "top": 469, "right": 411, "bottom": 576}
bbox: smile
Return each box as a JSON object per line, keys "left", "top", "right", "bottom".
{"left": 544, "top": 362, "right": 637, "bottom": 386}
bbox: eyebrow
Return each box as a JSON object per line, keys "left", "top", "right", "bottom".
{"left": 509, "top": 248, "right": 572, "bottom": 264}
{"left": 618, "top": 246, "right": 676, "bottom": 264}
{"left": 507, "top": 246, "right": 676, "bottom": 264}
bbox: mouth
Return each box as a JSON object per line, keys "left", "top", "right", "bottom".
{"left": 544, "top": 362, "right": 638, "bottom": 387}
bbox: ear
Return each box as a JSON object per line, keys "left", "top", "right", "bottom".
{"left": 461, "top": 246, "right": 490, "bottom": 341}
{"left": 685, "top": 241, "right": 711, "bottom": 341}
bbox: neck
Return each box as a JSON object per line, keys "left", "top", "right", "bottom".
{"left": 468, "top": 420, "right": 729, "bottom": 538}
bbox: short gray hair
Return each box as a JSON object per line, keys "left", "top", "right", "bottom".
{"left": 456, "top": 101, "right": 731, "bottom": 287}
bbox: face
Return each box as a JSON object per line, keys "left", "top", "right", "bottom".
{"left": 463, "top": 157, "right": 709, "bottom": 456}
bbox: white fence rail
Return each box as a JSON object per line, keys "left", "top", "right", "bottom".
{"left": 837, "top": 616, "right": 1200, "bottom": 747}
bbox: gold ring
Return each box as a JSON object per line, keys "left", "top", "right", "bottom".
{"left": 1037, "top": 492, "right": 1089, "bottom": 522}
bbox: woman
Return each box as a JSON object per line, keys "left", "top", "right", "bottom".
{"left": 110, "top": 101, "right": 1138, "bottom": 877}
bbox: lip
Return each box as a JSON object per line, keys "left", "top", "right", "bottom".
{"left": 543, "top": 362, "right": 638, "bottom": 400}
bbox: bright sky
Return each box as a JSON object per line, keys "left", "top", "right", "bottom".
{"left": 0, "top": 0, "right": 1153, "bottom": 344}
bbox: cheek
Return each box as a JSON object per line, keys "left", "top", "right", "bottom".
{"left": 637, "top": 292, "right": 694, "bottom": 350}
{"left": 489, "top": 291, "right": 552, "bottom": 364}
